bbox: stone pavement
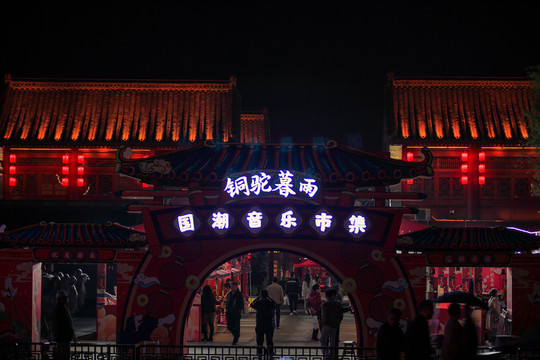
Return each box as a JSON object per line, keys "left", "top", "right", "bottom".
{"left": 198, "top": 310, "right": 358, "bottom": 347}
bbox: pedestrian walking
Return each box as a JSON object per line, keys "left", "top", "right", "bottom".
{"left": 250, "top": 289, "right": 275, "bottom": 359}
{"left": 267, "top": 277, "right": 285, "bottom": 328}
{"left": 226, "top": 281, "right": 244, "bottom": 345}
{"left": 376, "top": 307, "right": 405, "bottom": 360}
{"left": 441, "top": 303, "right": 464, "bottom": 360}
{"left": 405, "top": 299, "right": 435, "bottom": 360}
{"left": 302, "top": 273, "right": 312, "bottom": 314}
{"left": 307, "top": 283, "right": 323, "bottom": 341}
{"left": 54, "top": 290, "right": 77, "bottom": 360}
{"left": 319, "top": 288, "right": 343, "bottom": 359}
{"left": 285, "top": 273, "right": 300, "bottom": 315}
{"left": 462, "top": 305, "right": 479, "bottom": 360}
{"left": 201, "top": 285, "right": 216, "bottom": 342}
{"left": 486, "top": 289, "right": 501, "bottom": 345}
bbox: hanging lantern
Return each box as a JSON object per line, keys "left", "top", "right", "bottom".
{"left": 9, "top": 177, "right": 17, "bottom": 187}
{"left": 479, "top": 176, "right": 486, "bottom": 185}
{"left": 478, "top": 151, "right": 486, "bottom": 161}
{"left": 461, "top": 152, "right": 468, "bottom": 162}
{"left": 9, "top": 166, "right": 16, "bottom": 175}
{"left": 406, "top": 152, "right": 414, "bottom": 161}
{"left": 9, "top": 154, "right": 16, "bottom": 163}
{"left": 77, "top": 166, "right": 84, "bottom": 175}
{"left": 77, "top": 155, "right": 85, "bottom": 163}
{"left": 461, "top": 164, "right": 468, "bottom": 173}
{"left": 62, "top": 166, "right": 70, "bottom": 175}
{"left": 407, "top": 179, "right": 413, "bottom": 185}
{"left": 478, "top": 164, "right": 485, "bottom": 173}
{"left": 62, "top": 154, "right": 70, "bottom": 164}
{"left": 61, "top": 177, "right": 69, "bottom": 187}
{"left": 77, "top": 178, "right": 85, "bottom": 187}
{"left": 461, "top": 176, "right": 468, "bottom": 185}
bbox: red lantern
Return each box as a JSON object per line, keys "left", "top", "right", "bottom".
{"left": 461, "top": 176, "right": 468, "bottom": 185}
{"left": 61, "top": 177, "right": 69, "bottom": 187}
{"left": 461, "top": 152, "right": 468, "bottom": 162}
{"left": 355, "top": 265, "right": 384, "bottom": 293}
{"left": 478, "top": 151, "right": 486, "bottom": 161}
{"left": 407, "top": 179, "right": 413, "bottom": 185}
{"left": 406, "top": 152, "right": 414, "bottom": 162}
{"left": 62, "top": 154, "right": 70, "bottom": 164}
{"left": 9, "top": 154, "right": 16, "bottom": 163}
{"left": 78, "top": 155, "right": 85, "bottom": 163}
{"left": 461, "top": 164, "right": 468, "bottom": 173}
{"left": 145, "top": 291, "right": 173, "bottom": 318}
{"left": 9, "top": 166, "right": 16, "bottom": 174}
{"left": 62, "top": 166, "right": 69, "bottom": 175}
{"left": 479, "top": 176, "right": 486, "bottom": 185}
{"left": 77, "top": 166, "right": 84, "bottom": 175}
{"left": 478, "top": 164, "right": 485, "bottom": 173}
{"left": 77, "top": 178, "right": 84, "bottom": 187}
{"left": 9, "top": 177, "right": 17, "bottom": 187}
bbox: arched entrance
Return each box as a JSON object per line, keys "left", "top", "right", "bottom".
{"left": 118, "top": 204, "right": 418, "bottom": 347}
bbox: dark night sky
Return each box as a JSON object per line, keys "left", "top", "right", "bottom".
{"left": 1, "top": 2, "right": 539, "bottom": 151}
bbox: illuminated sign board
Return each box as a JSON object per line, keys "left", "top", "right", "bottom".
{"left": 173, "top": 206, "right": 371, "bottom": 240}
{"left": 223, "top": 170, "right": 320, "bottom": 201}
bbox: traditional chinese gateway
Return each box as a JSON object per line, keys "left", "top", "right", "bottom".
{"left": 0, "top": 75, "right": 539, "bottom": 349}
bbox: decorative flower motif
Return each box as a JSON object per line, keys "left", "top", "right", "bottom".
{"left": 342, "top": 278, "right": 357, "bottom": 293}
{"left": 185, "top": 275, "right": 200, "bottom": 290}
{"left": 136, "top": 294, "right": 149, "bottom": 307}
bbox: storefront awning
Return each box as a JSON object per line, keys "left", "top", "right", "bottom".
{"left": 396, "top": 226, "right": 540, "bottom": 252}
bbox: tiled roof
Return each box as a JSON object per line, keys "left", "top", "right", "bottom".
{"left": 0, "top": 222, "right": 146, "bottom": 248}
{"left": 115, "top": 141, "right": 434, "bottom": 188}
{"left": 396, "top": 226, "right": 540, "bottom": 252}
{"left": 0, "top": 77, "right": 239, "bottom": 148}
{"left": 240, "top": 111, "right": 269, "bottom": 143}
{"left": 389, "top": 78, "right": 533, "bottom": 145}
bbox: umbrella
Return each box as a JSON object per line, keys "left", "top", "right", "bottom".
{"left": 432, "top": 291, "right": 488, "bottom": 309}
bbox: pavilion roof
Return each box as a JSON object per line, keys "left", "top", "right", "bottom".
{"left": 0, "top": 221, "right": 146, "bottom": 248}
{"left": 0, "top": 77, "right": 239, "bottom": 148}
{"left": 388, "top": 77, "right": 533, "bottom": 146}
{"left": 396, "top": 226, "right": 540, "bottom": 252}
{"left": 115, "top": 141, "right": 434, "bottom": 188}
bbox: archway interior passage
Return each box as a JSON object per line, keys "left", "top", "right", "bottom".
{"left": 183, "top": 250, "right": 359, "bottom": 346}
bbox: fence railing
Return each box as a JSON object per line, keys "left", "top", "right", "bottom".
{"left": 1, "top": 342, "right": 540, "bottom": 360}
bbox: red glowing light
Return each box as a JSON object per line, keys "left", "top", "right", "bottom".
{"left": 461, "top": 164, "right": 468, "bottom": 173}
{"left": 478, "top": 164, "right": 485, "bottom": 173}
{"left": 461, "top": 176, "right": 468, "bottom": 185}
{"left": 478, "top": 151, "right": 486, "bottom": 161}
{"left": 479, "top": 176, "right": 486, "bottom": 185}
{"left": 62, "top": 155, "right": 70, "bottom": 164}
{"left": 9, "top": 166, "right": 16, "bottom": 174}
{"left": 77, "top": 166, "right": 84, "bottom": 175}
{"left": 61, "top": 177, "right": 69, "bottom": 187}
{"left": 9, "top": 177, "right": 17, "bottom": 187}
{"left": 461, "top": 152, "right": 468, "bottom": 162}
{"left": 62, "top": 166, "right": 69, "bottom": 175}
{"left": 407, "top": 179, "right": 413, "bottom": 185}
{"left": 406, "top": 152, "right": 414, "bottom": 162}
{"left": 9, "top": 154, "right": 16, "bottom": 163}
{"left": 78, "top": 155, "right": 85, "bottom": 163}
{"left": 77, "top": 178, "right": 84, "bottom": 187}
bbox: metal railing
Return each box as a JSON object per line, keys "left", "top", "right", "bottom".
{"left": 1, "top": 342, "right": 540, "bottom": 360}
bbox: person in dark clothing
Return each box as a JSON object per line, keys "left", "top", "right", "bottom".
{"left": 320, "top": 288, "right": 343, "bottom": 359}
{"left": 54, "top": 290, "right": 77, "bottom": 360}
{"left": 251, "top": 289, "right": 275, "bottom": 359}
{"left": 377, "top": 308, "right": 405, "bottom": 360}
{"left": 405, "top": 299, "right": 435, "bottom": 360}
{"left": 285, "top": 274, "right": 300, "bottom": 315}
{"left": 201, "top": 285, "right": 216, "bottom": 342}
{"left": 226, "top": 281, "right": 244, "bottom": 345}
{"left": 462, "top": 305, "right": 479, "bottom": 360}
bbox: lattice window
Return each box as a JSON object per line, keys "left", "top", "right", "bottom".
{"left": 86, "top": 175, "right": 98, "bottom": 196}
{"left": 424, "top": 178, "right": 434, "bottom": 197}
{"left": 86, "top": 158, "right": 117, "bottom": 167}
{"left": 41, "top": 174, "right": 56, "bottom": 195}
{"left": 411, "top": 179, "right": 421, "bottom": 193}
{"left": 532, "top": 178, "right": 540, "bottom": 197}
{"left": 15, "top": 158, "right": 63, "bottom": 167}
{"left": 497, "top": 178, "right": 511, "bottom": 198}
{"left": 98, "top": 175, "right": 113, "bottom": 196}
{"left": 434, "top": 157, "right": 461, "bottom": 169}
{"left": 439, "top": 177, "right": 451, "bottom": 197}
{"left": 452, "top": 177, "right": 464, "bottom": 197}
{"left": 486, "top": 157, "right": 537, "bottom": 169}
{"left": 515, "top": 177, "right": 530, "bottom": 198}
{"left": 26, "top": 174, "right": 38, "bottom": 195}
{"left": 481, "top": 177, "right": 495, "bottom": 197}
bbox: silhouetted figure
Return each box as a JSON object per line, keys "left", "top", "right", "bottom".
{"left": 266, "top": 277, "right": 285, "bottom": 329}
{"left": 226, "top": 281, "right": 244, "bottom": 345}
{"left": 285, "top": 274, "right": 300, "bottom": 315}
{"left": 405, "top": 299, "right": 435, "bottom": 360}
{"left": 462, "top": 305, "right": 478, "bottom": 360}
{"left": 54, "top": 291, "right": 76, "bottom": 360}
{"left": 66, "top": 276, "right": 78, "bottom": 317}
{"left": 319, "top": 288, "right": 343, "bottom": 359}
{"left": 73, "top": 269, "right": 89, "bottom": 313}
{"left": 486, "top": 289, "right": 501, "bottom": 345}
{"left": 441, "top": 303, "right": 464, "bottom": 360}
{"left": 307, "top": 284, "right": 322, "bottom": 341}
{"left": 250, "top": 289, "right": 275, "bottom": 359}
{"left": 302, "top": 273, "right": 312, "bottom": 314}
{"left": 201, "top": 285, "right": 216, "bottom": 342}
{"left": 376, "top": 307, "right": 405, "bottom": 360}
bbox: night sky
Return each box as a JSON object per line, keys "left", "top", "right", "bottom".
{"left": 1, "top": 2, "right": 539, "bottom": 151}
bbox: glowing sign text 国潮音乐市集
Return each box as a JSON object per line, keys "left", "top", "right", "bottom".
{"left": 224, "top": 170, "right": 319, "bottom": 200}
